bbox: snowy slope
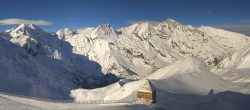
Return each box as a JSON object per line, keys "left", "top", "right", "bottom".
{"left": 199, "top": 26, "right": 249, "bottom": 50}
{"left": 71, "top": 57, "right": 250, "bottom": 110}
{"left": 71, "top": 58, "right": 245, "bottom": 100}
{"left": 211, "top": 43, "right": 250, "bottom": 86}
{"left": 0, "top": 36, "right": 71, "bottom": 99}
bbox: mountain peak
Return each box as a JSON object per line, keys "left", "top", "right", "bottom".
{"left": 91, "top": 23, "right": 117, "bottom": 38}
{"left": 99, "top": 24, "right": 111, "bottom": 28}
{"left": 95, "top": 24, "right": 114, "bottom": 31}
{"left": 161, "top": 18, "right": 182, "bottom": 28}
{"left": 165, "top": 18, "right": 177, "bottom": 23}
{"left": 28, "top": 24, "right": 39, "bottom": 29}
{"left": 57, "top": 28, "right": 74, "bottom": 33}
{"left": 28, "top": 24, "right": 45, "bottom": 33}
{"left": 9, "top": 23, "right": 47, "bottom": 37}
{"left": 165, "top": 18, "right": 181, "bottom": 25}
{"left": 18, "top": 23, "right": 26, "bottom": 28}
{"left": 56, "top": 28, "right": 74, "bottom": 37}
{"left": 12, "top": 23, "right": 29, "bottom": 34}
{"left": 15, "top": 23, "right": 27, "bottom": 30}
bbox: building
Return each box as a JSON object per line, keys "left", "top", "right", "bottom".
{"left": 137, "top": 79, "right": 156, "bottom": 103}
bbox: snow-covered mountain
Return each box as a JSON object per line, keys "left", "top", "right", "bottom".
{"left": 0, "top": 24, "right": 119, "bottom": 99}
{"left": 1, "top": 18, "right": 250, "bottom": 106}
{"left": 57, "top": 19, "right": 250, "bottom": 79}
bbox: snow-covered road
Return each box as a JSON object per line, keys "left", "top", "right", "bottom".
{"left": 0, "top": 93, "right": 157, "bottom": 110}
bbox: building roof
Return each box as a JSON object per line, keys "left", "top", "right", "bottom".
{"left": 138, "top": 79, "right": 156, "bottom": 93}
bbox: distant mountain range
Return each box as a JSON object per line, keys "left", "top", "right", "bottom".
{"left": 0, "top": 19, "right": 250, "bottom": 101}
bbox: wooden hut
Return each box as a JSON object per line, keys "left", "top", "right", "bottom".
{"left": 137, "top": 79, "right": 156, "bottom": 103}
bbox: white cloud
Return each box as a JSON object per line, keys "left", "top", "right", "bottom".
{"left": 214, "top": 25, "right": 250, "bottom": 36}
{"left": 0, "top": 18, "right": 53, "bottom": 26}
{"left": 239, "top": 19, "right": 250, "bottom": 24}
{"left": 212, "top": 19, "right": 250, "bottom": 36}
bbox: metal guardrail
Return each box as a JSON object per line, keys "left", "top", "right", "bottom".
{"left": 0, "top": 92, "right": 133, "bottom": 104}
{"left": 0, "top": 91, "right": 168, "bottom": 109}
{"left": 75, "top": 100, "right": 133, "bottom": 104}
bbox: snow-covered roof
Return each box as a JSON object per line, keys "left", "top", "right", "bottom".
{"left": 138, "top": 79, "right": 156, "bottom": 93}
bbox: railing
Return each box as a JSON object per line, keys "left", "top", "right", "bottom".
{"left": 0, "top": 91, "right": 168, "bottom": 109}
{"left": 0, "top": 92, "right": 134, "bottom": 104}
{"left": 74, "top": 100, "right": 133, "bottom": 104}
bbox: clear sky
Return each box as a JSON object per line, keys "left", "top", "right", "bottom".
{"left": 0, "top": 0, "right": 250, "bottom": 33}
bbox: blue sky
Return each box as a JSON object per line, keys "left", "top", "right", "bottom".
{"left": 0, "top": 0, "right": 250, "bottom": 33}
